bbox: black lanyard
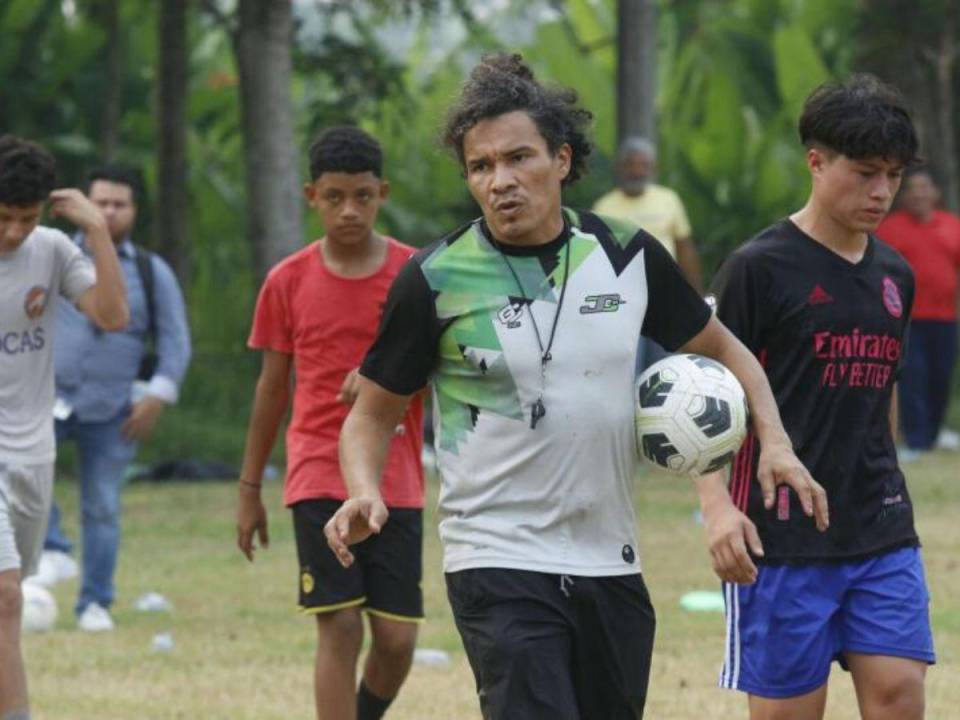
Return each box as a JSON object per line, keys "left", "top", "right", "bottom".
{"left": 490, "top": 226, "right": 572, "bottom": 429}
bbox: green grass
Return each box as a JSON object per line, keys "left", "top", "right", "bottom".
{"left": 25, "top": 451, "right": 960, "bottom": 719}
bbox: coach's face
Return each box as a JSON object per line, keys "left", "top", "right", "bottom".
{"left": 462, "top": 111, "right": 571, "bottom": 247}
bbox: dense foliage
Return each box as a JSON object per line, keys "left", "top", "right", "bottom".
{"left": 3, "top": 0, "right": 957, "bottom": 465}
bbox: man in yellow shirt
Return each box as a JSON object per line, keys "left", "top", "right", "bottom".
{"left": 594, "top": 137, "right": 702, "bottom": 288}
{"left": 594, "top": 137, "right": 703, "bottom": 368}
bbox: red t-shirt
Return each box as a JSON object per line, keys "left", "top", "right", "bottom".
{"left": 877, "top": 210, "right": 960, "bottom": 321}
{"left": 248, "top": 238, "right": 424, "bottom": 508}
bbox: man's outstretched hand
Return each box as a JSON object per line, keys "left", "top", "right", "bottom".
{"left": 324, "top": 497, "right": 389, "bottom": 567}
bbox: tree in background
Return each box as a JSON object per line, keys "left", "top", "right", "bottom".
{"left": 653, "top": 0, "right": 856, "bottom": 270}
{"left": 855, "top": 0, "right": 959, "bottom": 210}
{"left": 202, "top": 0, "right": 303, "bottom": 282}
{"left": 5, "top": 0, "right": 958, "bottom": 462}
{"left": 617, "top": 0, "right": 657, "bottom": 144}
{"left": 157, "top": 0, "right": 190, "bottom": 280}
{"left": 87, "top": 0, "right": 123, "bottom": 160}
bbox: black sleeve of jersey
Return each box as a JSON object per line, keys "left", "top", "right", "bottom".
{"left": 641, "top": 237, "right": 711, "bottom": 350}
{"left": 360, "top": 259, "right": 438, "bottom": 396}
{"left": 709, "top": 249, "right": 766, "bottom": 352}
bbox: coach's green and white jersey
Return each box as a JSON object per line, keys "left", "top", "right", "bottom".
{"left": 362, "top": 209, "right": 710, "bottom": 576}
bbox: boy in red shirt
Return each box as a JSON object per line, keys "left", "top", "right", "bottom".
{"left": 877, "top": 169, "right": 960, "bottom": 454}
{"left": 235, "top": 127, "right": 424, "bottom": 720}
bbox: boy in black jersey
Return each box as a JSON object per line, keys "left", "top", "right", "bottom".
{"left": 700, "top": 75, "right": 934, "bottom": 719}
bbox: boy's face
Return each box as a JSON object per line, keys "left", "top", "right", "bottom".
{"left": 304, "top": 171, "right": 388, "bottom": 246}
{"left": 462, "top": 110, "right": 571, "bottom": 246}
{"left": 89, "top": 180, "right": 137, "bottom": 242}
{"left": 809, "top": 149, "right": 904, "bottom": 232}
{"left": 0, "top": 201, "right": 44, "bottom": 254}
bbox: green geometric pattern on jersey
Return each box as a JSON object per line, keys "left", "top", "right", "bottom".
{"left": 420, "top": 209, "right": 627, "bottom": 453}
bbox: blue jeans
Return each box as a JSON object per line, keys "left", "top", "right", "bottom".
{"left": 46, "top": 411, "right": 137, "bottom": 614}
{"left": 899, "top": 320, "right": 958, "bottom": 450}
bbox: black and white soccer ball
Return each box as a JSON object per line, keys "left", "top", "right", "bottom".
{"left": 634, "top": 354, "right": 749, "bottom": 476}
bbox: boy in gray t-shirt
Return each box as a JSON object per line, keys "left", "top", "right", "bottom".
{"left": 0, "top": 135, "right": 127, "bottom": 720}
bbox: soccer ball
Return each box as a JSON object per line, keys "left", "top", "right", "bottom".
{"left": 635, "top": 354, "right": 749, "bottom": 476}
{"left": 21, "top": 581, "right": 58, "bottom": 633}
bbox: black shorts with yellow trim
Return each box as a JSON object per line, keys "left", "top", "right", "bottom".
{"left": 292, "top": 498, "right": 423, "bottom": 622}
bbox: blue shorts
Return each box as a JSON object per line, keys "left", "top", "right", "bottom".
{"left": 719, "top": 546, "right": 935, "bottom": 698}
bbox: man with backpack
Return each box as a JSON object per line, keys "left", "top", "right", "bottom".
{"left": 36, "top": 165, "right": 191, "bottom": 633}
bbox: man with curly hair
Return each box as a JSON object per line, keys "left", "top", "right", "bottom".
{"left": 325, "top": 54, "right": 827, "bottom": 719}
{"left": 0, "top": 135, "right": 127, "bottom": 720}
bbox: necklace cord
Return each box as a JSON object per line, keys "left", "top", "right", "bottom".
{"left": 489, "top": 221, "right": 572, "bottom": 428}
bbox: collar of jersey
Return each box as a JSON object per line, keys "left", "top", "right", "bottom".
{"left": 478, "top": 214, "right": 571, "bottom": 258}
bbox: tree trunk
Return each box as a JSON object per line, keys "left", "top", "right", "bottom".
{"left": 97, "top": 0, "right": 123, "bottom": 160}
{"left": 934, "top": 0, "right": 959, "bottom": 211}
{"left": 232, "top": 0, "right": 303, "bottom": 281}
{"left": 156, "top": 0, "right": 191, "bottom": 280}
{"left": 617, "top": 0, "right": 657, "bottom": 146}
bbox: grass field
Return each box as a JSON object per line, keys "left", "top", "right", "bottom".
{"left": 24, "top": 451, "right": 959, "bottom": 719}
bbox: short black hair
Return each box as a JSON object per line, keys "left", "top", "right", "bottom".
{"left": 0, "top": 135, "right": 57, "bottom": 206}
{"left": 443, "top": 53, "right": 593, "bottom": 186}
{"left": 308, "top": 127, "right": 383, "bottom": 181}
{"left": 86, "top": 164, "right": 146, "bottom": 205}
{"left": 798, "top": 73, "right": 920, "bottom": 165}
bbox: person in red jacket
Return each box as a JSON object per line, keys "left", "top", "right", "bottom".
{"left": 877, "top": 169, "right": 960, "bottom": 455}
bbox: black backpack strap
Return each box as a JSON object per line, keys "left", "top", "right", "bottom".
{"left": 133, "top": 245, "right": 157, "bottom": 345}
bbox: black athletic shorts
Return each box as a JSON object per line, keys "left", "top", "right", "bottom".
{"left": 292, "top": 499, "right": 423, "bottom": 622}
{"left": 446, "top": 568, "right": 656, "bottom": 720}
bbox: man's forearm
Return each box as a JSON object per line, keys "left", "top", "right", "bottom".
{"left": 239, "top": 383, "right": 289, "bottom": 485}
{"left": 695, "top": 470, "right": 734, "bottom": 513}
{"left": 338, "top": 409, "right": 395, "bottom": 499}
{"left": 85, "top": 222, "right": 129, "bottom": 329}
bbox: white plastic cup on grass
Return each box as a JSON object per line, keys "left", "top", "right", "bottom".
{"left": 413, "top": 648, "right": 451, "bottom": 667}
{"left": 151, "top": 631, "right": 175, "bottom": 652}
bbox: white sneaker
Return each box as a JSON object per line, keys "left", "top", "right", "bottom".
{"left": 936, "top": 428, "right": 960, "bottom": 451}
{"left": 28, "top": 550, "right": 78, "bottom": 588}
{"left": 77, "top": 602, "right": 115, "bottom": 632}
{"left": 898, "top": 447, "right": 924, "bottom": 463}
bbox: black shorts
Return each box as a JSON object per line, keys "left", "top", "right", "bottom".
{"left": 446, "top": 568, "right": 656, "bottom": 720}
{"left": 292, "top": 499, "right": 423, "bottom": 622}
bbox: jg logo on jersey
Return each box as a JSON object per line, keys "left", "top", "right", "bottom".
{"left": 497, "top": 301, "right": 526, "bottom": 329}
{"left": 580, "top": 293, "right": 627, "bottom": 314}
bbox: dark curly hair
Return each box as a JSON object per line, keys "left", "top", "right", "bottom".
{"left": 308, "top": 126, "right": 383, "bottom": 181}
{"left": 443, "top": 53, "right": 593, "bottom": 186}
{"left": 799, "top": 74, "right": 920, "bottom": 165}
{"left": 0, "top": 135, "right": 57, "bottom": 206}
